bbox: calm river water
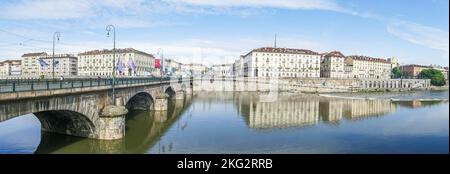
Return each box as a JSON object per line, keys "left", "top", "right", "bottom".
{"left": 0, "top": 90, "right": 448, "bottom": 154}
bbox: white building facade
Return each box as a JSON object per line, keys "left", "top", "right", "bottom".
{"left": 180, "top": 63, "right": 208, "bottom": 77}
{"left": 21, "top": 52, "right": 77, "bottom": 77}
{"left": 241, "top": 47, "right": 321, "bottom": 78}
{"left": 232, "top": 56, "right": 244, "bottom": 77}
{"left": 78, "top": 48, "right": 156, "bottom": 77}
{"left": 21, "top": 52, "right": 47, "bottom": 77}
{"left": 0, "top": 60, "right": 21, "bottom": 76}
{"left": 388, "top": 57, "right": 399, "bottom": 69}
{"left": 320, "top": 51, "right": 345, "bottom": 78}
{"left": 344, "top": 56, "right": 392, "bottom": 79}
{"left": 164, "top": 59, "right": 182, "bottom": 76}
{"left": 210, "top": 64, "right": 233, "bottom": 77}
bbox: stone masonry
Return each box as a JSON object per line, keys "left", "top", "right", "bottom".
{"left": 0, "top": 79, "right": 193, "bottom": 140}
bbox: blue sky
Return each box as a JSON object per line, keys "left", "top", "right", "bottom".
{"left": 0, "top": 0, "right": 448, "bottom": 66}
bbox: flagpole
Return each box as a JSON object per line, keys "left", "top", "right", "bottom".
{"left": 274, "top": 33, "right": 277, "bottom": 48}
{"left": 106, "top": 25, "right": 116, "bottom": 105}
{"left": 157, "top": 48, "right": 163, "bottom": 91}
{"left": 52, "top": 32, "right": 60, "bottom": 80}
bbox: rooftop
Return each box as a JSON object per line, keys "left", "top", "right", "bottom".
{"left": 244, "top": 47, "right": 320, "bottom": 57}
{"left": 78, "top": 48, "right": 154, "bottom": 57}
{"left": 183, "top": 63, "right": 207, "bottom": 66}
{"left": 165, "top": 59, "right": 182, "bottom": 64}
{"left": 347, "top": 55, "right": 390, "bottom": 63}
{"left": 323, "top": 51, "right": 345, "bottom": 57}
{"left": 22, "top": 52, "right": 47, "bottom": 57}
{"left": 40, "top": 54, "right": 77, "bottom": 59}
{"left": 212, "top": 64, "right": 233, "bottom": 67}
{"left": 0, "top": 60, "right": 21, "bottom": 64}
{"left": 399, "top": 64, "right": 432, "bottom": 68}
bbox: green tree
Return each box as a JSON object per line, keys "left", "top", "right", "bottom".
{"left": 392, "top": 67, "right": 402, "bottom": 78}
{"left": 419, "top": 69, "right": 445, "bottom": 86}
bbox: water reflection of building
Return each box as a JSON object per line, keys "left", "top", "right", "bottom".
{"left": 236, "top": 94, "right": 319, "bottom": 129}
{"left": 249, "top": 96, "right": 320, "bottom": 129}
{"left": 319, "top": 99, "right": 343, "bottom": 123}
{"left": 237, "top": 93, "right": 397, "bottom": 129}
{"left": 342, "top": 99, "right": 396, "bottom": 120}
{"left": 395, "top": 100, "right": 449, "bottom": 108}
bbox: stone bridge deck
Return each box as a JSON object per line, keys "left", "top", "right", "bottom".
{"left": 0, "top": 77, "right": 194, "bottom": 140}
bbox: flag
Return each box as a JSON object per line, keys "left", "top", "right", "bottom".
{"left": 155, "top": 59, "right": 160, "bottom": 68}
{"left": 128, "top": 58, "right": 136, "bottom": 72}
{"left": 38, "top": 59, "right": 49, "bottom": 70}
{"left": 116, "top": 57, "right": 124, "bottom": 73}
{"left": 121, "top": 61, "right": 126, "bottom": 74}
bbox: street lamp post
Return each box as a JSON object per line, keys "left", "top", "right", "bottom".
{"left": 157, "top": 48, "right": 164, "bottom": 87}
{"left": 52, "top": 32, "right": 60, "bottom": 79}
{"left": 106, "top": 25, "right": 116, "bottom": 105}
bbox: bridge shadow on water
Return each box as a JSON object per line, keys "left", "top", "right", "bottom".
{"left": 34, "top": 98, "right": 192, "bottom": 154}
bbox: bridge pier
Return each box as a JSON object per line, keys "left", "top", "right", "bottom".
{"left": 185, "top": 88, "right": 193, "bottom": 95}
{"left": 175, "top": 90, "right": 185, "bottom": 100}
{"left": 153, "top": 93, "right": 168, "bottom": 111}
{"left": 97, "top": 105, "right": 128, "bottom": 140}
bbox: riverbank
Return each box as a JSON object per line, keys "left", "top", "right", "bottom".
{"left": 193, "top": 77, "right": 432, "bottom": 93}
{"left": 316, "top": 90, "right": 449, "bottom": 101}
{"left": 429, "top": 86, "right": 449, "bottom": 91}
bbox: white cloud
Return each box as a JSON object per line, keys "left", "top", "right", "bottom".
{"left": 387, "top": 20, "right": 449, "bottom": 55}
{"left": 160, "top": 0, "right": 348, "bottom": 17}
{"left": 92, "top": 0, "right": 145, "bottom": 10}
{"left": 0, "top": 0, "right": 346, "bottom": 20}
{"left": 169, "top": 0, "right": 344, "bottom": 11}
{"left": 0, "top": 0, "right": 93, "bottom": 20}
{"left": 0, "top": 0, "right": 147, "bottom": 20}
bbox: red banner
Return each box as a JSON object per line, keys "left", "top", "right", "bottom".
{"left": 155, "top": 59, "right": 161, "bottom": 68}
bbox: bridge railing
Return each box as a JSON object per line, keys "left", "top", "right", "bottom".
{"left": 0, "top": 76, "right": 178, "bottom": 93}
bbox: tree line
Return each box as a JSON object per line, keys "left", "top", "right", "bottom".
{"left": 391, "top": 67, "right": 446, "bottom": 86}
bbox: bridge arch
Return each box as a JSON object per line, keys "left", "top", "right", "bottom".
{"left": 126, "top": 92, "right": 154, "bottom": 111}
{"left": 34, "top": 110, "right": 95, "bottom": 138}
{"left": 181, "top": 84, "right": 187, "bottom": 92}
{"left": 165, "top": 86, "right": 176, "bottom": 98}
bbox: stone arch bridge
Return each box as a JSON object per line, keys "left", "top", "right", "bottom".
{"left": 0, "top": 78, "right": 193, "bottom": 140}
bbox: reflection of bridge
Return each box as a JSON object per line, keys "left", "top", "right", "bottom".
{"left": 0, "top": 77, "right": 193, "bottom": 140}
{"left": 395, "top": 100, "right": 449, "bottom": 108}
{"left": 235, "top": 93, "right": 399, "bottom": 129}
{"left": 34, "top": 96, "right": 193, "bottom": 154}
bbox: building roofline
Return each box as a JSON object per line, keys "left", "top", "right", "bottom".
{"left": 243, "top": 47, "right": 320, "bottom": 57}
{"left": 78, "top": 48, "right": 154, "bottom": 58}
{"left": 399, "top": 64, "right": 432, "bottom": 68}
{"left": 0, "top": 60, "right": 22, "bottom": 64}
{"left": 323, "top": 51, "right": 345, "bottom": 57}
{"left": 22, "top": 52, "right": 47, "bottom": 57}
{"left": 346, "top": 55, "right": 390, "bottom": 63}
